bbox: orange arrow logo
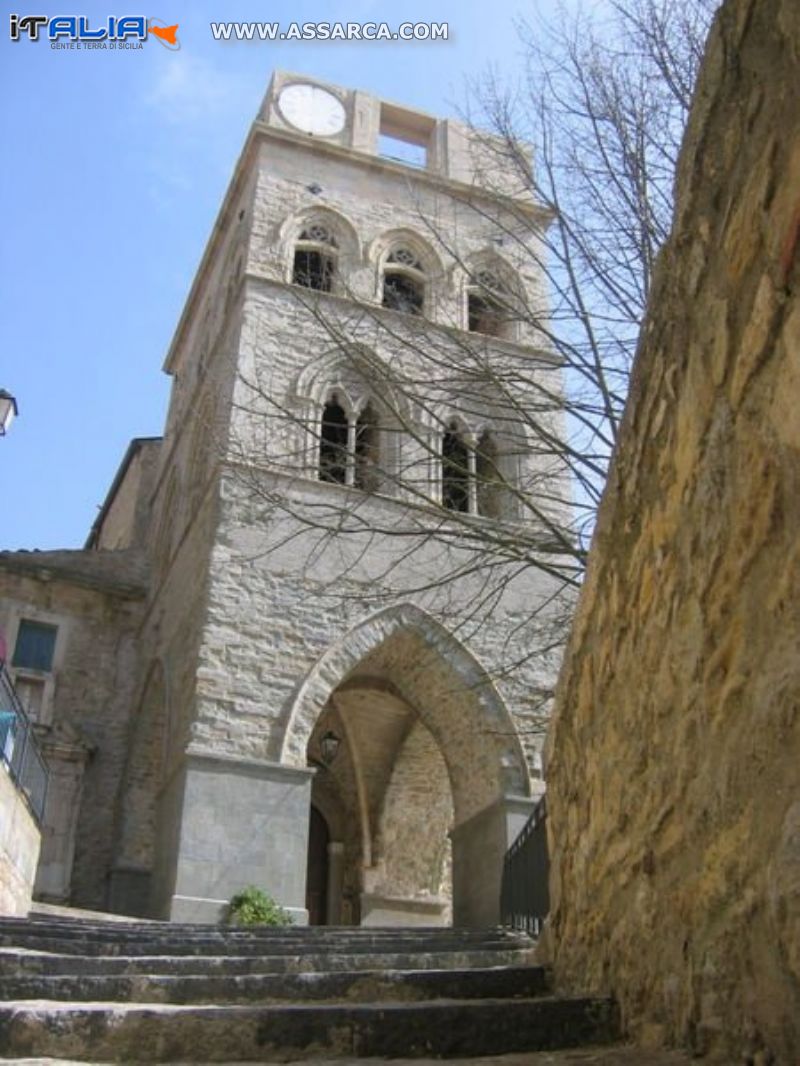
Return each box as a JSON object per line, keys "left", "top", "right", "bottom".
{"left": 149, "top": 22, "right": 178, "bottom": 44}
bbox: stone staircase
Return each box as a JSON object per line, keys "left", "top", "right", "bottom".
{"left": 0, "top": 913, "right": 619, "bottom": 1061}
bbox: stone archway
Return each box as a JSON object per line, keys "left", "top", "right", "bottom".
{"left": 285, "top": 605, "right": 533, "bottom": 927}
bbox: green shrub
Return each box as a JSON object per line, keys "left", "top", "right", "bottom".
{"left": 226, "top": 885, "right": 293, "bottom": 927}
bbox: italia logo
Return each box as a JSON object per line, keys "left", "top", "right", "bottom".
{"left": 9, "top": 14, "right": 180, "bottom": 48}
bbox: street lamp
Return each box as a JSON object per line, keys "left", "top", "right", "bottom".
{"left": 0, "top": 391, "right": 18, "bottom": 436}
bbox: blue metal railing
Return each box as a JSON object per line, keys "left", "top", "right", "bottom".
{"left": 0, "top": 661, "right": 49, "bottom": 824}
{"left": 500, "top": 794, "right": 550, "bottom": 935}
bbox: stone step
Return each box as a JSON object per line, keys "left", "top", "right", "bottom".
{"left": 0, "top": 917, "right": 529, "bottom": 944}
{"left": 29, "top": 902, "right": 162, "bottom": 925}
{"left": 0, "top": 933, "right": 533, "bottom": 960}
{"left": 22, "top": 915, "right": 518, "bottom": 932}
{"left": 0, "top": 996, "right": 619, "bottom": 1061}
{"left": 0, "top": 945, "right": 538, "bottom": 977}
{"left": 14, "top": 916, "right": 525, "bottom": 941}
{"left": 0, "top": 926, "right": 530, "bottom": 946}
{"left": 0, "top": 963, "right": 549, "bottom": 1005}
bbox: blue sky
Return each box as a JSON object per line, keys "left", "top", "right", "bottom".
{"left": 0, "top": 0, "right": 572, "bottom": 550}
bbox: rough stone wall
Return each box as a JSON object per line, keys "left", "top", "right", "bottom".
{"left": 119, "top": 252, "right": 242, "bottom": 897}
{"left": 375, "top": 720, "right": 453, "bottom": 913}
{"left": 544, "top": 1, "right": 800, "bottom": 1061}
{"left": 92, "top": 439, "right": 162, "bottom": 552}
{"left": 196, "top": 484, "right": 548, "bottom": 817}
{"left": 147, "top": 95, "right": 567, "bottom": 839}
{"left": 122, "top": 477, "right": 222, "bottom": 905}
{"left": 0, "top": 767, "right": 41, "bottom": 916}
{"left": 0, "top": 555, "right": 146, "bottom": 908}
{"left": 207, "top": 126, "right": 570, "bottom": 798}
{"left": 114, "top": 663, "right": 166, "bottom": 871}
{"left": 237, "top": 138, "right": 568, "bottom": 537}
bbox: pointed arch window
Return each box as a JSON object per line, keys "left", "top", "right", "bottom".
{"left": 441, "top": 423, "right": 509, "bottom": 517}
{"left": 382, "top": 247, "right": 425, "bottom": 315}
{"left": 467, "top": 269, "right": 514, "bottom": 339}
{"left": 319, "top": 394, "right": 383, "bottom": 491}
{"left": 441, "top": 422, "right": 472, "bottom": 514}
{"left": 475, "top": 430, "right": 503, "bottom": 518}
{"left": 294, "top": 223, "right": 338, "bottom": 292}
{"left": 355, "top": 403, "right": 380, "bottom": 491}
{"left": 319, "top": 396, "right": 349, "bottom": 484}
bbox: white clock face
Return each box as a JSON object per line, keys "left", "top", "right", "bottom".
{"left": 278, "top": 84, "right": 346, "bottom": 137}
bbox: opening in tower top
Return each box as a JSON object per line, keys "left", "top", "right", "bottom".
{"left": 378, "top": 102, "right": 435, "bottom": 169}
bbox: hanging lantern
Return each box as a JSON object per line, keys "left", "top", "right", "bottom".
{"left": 319, "top": 730, "right": 341, "bottom": 766}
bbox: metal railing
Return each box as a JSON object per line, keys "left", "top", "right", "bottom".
{"left": 500, "top": 793, "right": 550, "bottom": 936}
{"left": 0, "top": 661, "right": 49, "bottom": 823}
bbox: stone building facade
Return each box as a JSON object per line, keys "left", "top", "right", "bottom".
{"left": 0, "top": 73, "right": 566, "bottom": 927}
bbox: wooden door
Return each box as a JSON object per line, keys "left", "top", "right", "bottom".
{"left": 305, "top": 805, "right": 330, "bottom": 925}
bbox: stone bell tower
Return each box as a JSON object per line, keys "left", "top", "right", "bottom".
{"left": 98, "top": 72, "right": 566, "bottom": 927}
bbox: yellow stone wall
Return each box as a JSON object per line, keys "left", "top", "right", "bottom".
{"left": 544, "top": 0, "right": 800, "bottom": 1061}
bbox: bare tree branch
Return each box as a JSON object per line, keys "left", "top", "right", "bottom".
{"left": 217, "top": 0, "right": 716, "bottom": 704}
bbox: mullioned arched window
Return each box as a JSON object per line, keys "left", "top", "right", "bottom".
{"left": 475, "top": 430, "right": 503, "bottom": 518}
{"left": 293, "top": 223, "right": 338, "bottom": 292}
{"left": 319, "top": 396, "right": 349, "bottom": 484}
{"left": 441, "top": 422, "right": 472, "bottom": 513}
{"left": 382, "top": 247, "right": 425, "bottom": 315}
{"left": 439, "top": 420, "right": 510, "bottom": 518}
{"left": 462, "top": 253, "right": 524, "bottom": 341}
{"left": 319, "top": 392, "right": 384, "bottom": 491}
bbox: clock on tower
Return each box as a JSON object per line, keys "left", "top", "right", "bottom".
{"left": 277, "top": 83, "right": 347, "bottom": 137}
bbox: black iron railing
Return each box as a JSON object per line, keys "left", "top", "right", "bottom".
{"left": 500, "top": 793, "right": 549, "bottom": 935}
{"left": 0, "top": 661, "right": 49, "bottom": 823}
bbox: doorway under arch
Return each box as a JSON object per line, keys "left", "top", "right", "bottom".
{"left": 305, "top": 805, "right": 330, "bottom": 926}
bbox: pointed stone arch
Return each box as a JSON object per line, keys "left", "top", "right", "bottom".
{"left": 281, "top": 603, "right": 530, "bottom": 815}
{"left": 281, "top": 603, "right": 533, "bottom": 925}
{"left": 460, "top": 248, "right": 525, "bottom": 299}
{"left": 293, "top": 346, "right": 413, "bottom": 485}
{"left": 278, "top": 205, "right": 362, "bottom": 293}
{"left": 368, "top": 228, "right": 445, "bottom": 314}
{"left": 367, "top": 228, "right": 444, "bottom": 277}
{"left": 294, "top": 344, "right": 408, "bottom": 414}
{"left": 457, "top": 248, "right": 526, "bottom": 341}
